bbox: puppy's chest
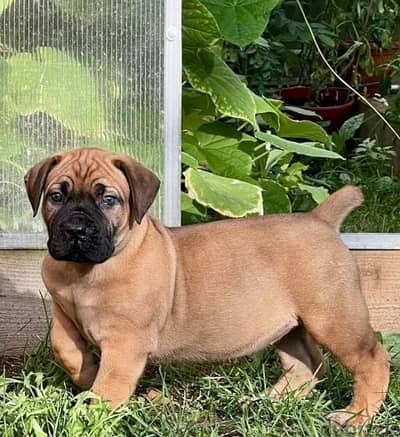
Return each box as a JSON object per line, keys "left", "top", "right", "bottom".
{"left": 52, "top": 284, "right": 101, "bottom": 342}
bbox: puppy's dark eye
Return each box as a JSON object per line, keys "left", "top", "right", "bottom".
{"left": 50, "top": 192, "right": 64, "bottom": 204}
{"left": 102, "top": 195, "right": 119, "bottom": 207}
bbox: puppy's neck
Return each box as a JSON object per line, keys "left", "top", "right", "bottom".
{"left": 113, "top": 215, "right": 150, "bottom": 257}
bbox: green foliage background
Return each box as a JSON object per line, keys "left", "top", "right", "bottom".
{"left": 182, "top": 0, "right": 342, "bottom": 224}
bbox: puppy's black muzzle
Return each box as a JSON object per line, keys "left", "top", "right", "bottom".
{"left": 61, "top": 212, "right": 96, "bottom": 241}
{"left": 48, "top": 201, "right": 114, "bottom": 264}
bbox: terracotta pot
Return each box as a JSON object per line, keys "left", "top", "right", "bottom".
{"left": 360, "top": 49, "right": 397, "bottom": 96}
{"left": 344, "top": 45, "right": 400, "bottom": 96}
{"left": 280, "top": 86, "right": 356, "bottom": 132}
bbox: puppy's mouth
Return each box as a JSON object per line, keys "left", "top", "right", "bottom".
{"left": 48, "top": 210, "right": 114, "bottom": 264}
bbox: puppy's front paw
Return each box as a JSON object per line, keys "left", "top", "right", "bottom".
{"left": 327, "top": 410, "right": 369, "bottom": 430}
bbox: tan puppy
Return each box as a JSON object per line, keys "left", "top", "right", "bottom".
{"left": 25, "top": 147, "right": 390, "bottom": 428}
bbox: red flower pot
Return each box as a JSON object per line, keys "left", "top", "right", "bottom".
{"left": 280, "top": 86, "right": 356, "bottom": 132}
{"left": 342, "top": 45, "right": 400, "bottom": 96}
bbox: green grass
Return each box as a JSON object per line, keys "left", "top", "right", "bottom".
{"left": 343, "top": 187, "right": 400, "bottom": 233}
{"left": 1, "top": 335, "right": 400, "bottom": 437}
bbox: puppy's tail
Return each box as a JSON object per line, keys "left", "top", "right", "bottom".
{"left": 312, "top": 186, "right": 363, "bottom": 232}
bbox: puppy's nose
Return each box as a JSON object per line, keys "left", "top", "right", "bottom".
{"left": 63, "top": 217, "right": 87, "bottom": 239}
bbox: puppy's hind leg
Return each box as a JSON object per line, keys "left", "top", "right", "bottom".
{"left": 270, "top": 325, "right": 325, "bottom": 400}
{"left": 303, "top": 301, "right": 390, "bottom": 428}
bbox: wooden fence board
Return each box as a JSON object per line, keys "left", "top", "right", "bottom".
{"left": 355, "top": 251, "right": 400, "bottom": 333}
{"left": 0, "top": 250, "right": 399, "bottom": 357}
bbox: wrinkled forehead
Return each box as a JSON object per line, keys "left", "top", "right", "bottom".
{"left": 46, "top": 149, "right": 129, "bottom": 194}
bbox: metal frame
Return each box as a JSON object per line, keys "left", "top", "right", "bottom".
{"left": 341, "top": 233, "right": 400, "bottom": 250}
{"left": 1, "top": 233, "right": 400, "bottom": 250}
{"left": 162, "top": 0, "right": 182, "bottom": 227}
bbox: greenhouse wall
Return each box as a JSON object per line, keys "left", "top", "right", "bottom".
{"left": 0, "top": 0, "right": 181, "bottom": 247}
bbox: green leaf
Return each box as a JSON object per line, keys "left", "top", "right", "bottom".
{"left": 4, "top": 47, "right": 108, "bottom": 137}
{"left": 0, "top": 0, "right": 14, "bottom": 15}
{"left": 195, "top": 122, "right": 253, "bottom": 178}
{"left": 259, "top": 179, "right": 291, "bottom": 213}
{"left": 254, "top": 95, "right": 280, "bottom": 130}
{"left": 279, "top": 162, "right": 307, "bottom": 188}
{"left": 182, "top": 88, "right": 216, "bottom": 133}
{"left": 338, "top": 113, "right": 365, "bottom": 142}
{"left": 283, "top": 105, "right": 321, "bottom": 118}
{"left": 184, "top": 48, "right": 257, "bottom": 127}
{"left": 181, "top": 192, "right": 209, "bottom": 224}
{"left": 182, "top": 133, "right": 207, "bottom": 163}
{"left": 185, "top": 168, "right": 263, "bottom": 217}
{"left": 183, "top": 0, "right": 221, "bottom": 48}
{"left": 298, "top": 183, "right": 329, "bottom": 204}
{"left": 254, "top": 94, "right": 282, "bottom": 113}
{"left": 182, "top": 151, "right": 199, "bottom": 169}
{"left": 331, "top": 132, "right": 346, "bottom": 154}
{"left": 277, "top": 112, "right": 330, "bottom": 144}
{"left": 261, "top": 102, "right": 330, "bottom": 144}
{"left": 265, "top": 149, "right": 290, "bottom": 173}
{"left": 201, "top": 0, "right": 281, "bottom": 48}
{"left": 256, "top": 131, "right": 343, "bottom": 159}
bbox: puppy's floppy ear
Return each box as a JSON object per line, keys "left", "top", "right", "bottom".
{"left": 113, "top": 155, "right": 160, "bottom": 226}
{"left": 24, "top": 155, "right": 61, "bottom": 216}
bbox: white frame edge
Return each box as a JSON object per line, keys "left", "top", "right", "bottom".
{"left": 162, "top": 0, "right": 182, "bottom": 227}
{"left": 341, "top": 233, "right": 400, "bottom": 250}
{"left": 1, "top": 233, "right": 400, "bottom": 250}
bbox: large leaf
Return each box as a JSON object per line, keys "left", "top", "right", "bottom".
{"left": 258, "top": 98, "right": 330, "bottom": 144}
{"left": 194, "top": 122, "right": 253, "bottom": 178}
{"left": 256, "top": 131, "right": 343, "bottom": 159}
{"left": 185, "top": 168, "right": 263, "bottom": 217}
{"left": 182, "top": 133, "right": 207, "bottom": 163}
{"left": 181, "top": 151, "right": 199, "bottom": 169}
{"left": 298, "top": 183, "right": 329, "bottom": 204}
{"left": 253, "top": 95, "right": 280, "bottom": 130}
{"left": 276, "top": 112, "right": 330, "bottom": 144}
{"left": 184, "top": 48, "right": 257, "bottom": 127}
{"left": 4, "top": 48, "right": 107, "bottom": 137}
{"left": 259, "top": 179, "right": 291, "bottom": 213}
{"left": 201, "top": 0, "right": 281, "bottom": 48}
{"left": 183, "top": 0, "right": 221, "bottom": 48}
{"left": 181, "top": 192, "right": 209, "bottom": 225}
{"left": 182, "top": 88, "right": 216, "bottom": 133}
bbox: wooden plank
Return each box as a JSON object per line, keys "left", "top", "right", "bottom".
{"left": 0, "top": 251, "right": 49, "bottom": 357}
{"left": 0, "top": 250, "right": 399, "bottom": 358}
{"left": 354, "top": 251, "right": 400, "bottom": 334}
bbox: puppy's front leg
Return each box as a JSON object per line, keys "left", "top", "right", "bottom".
{"left": 51, "top": 302, "right": 98, "bottom": 389}
{"left": 90, "top": 335, "right": 147, "bottom": 409}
